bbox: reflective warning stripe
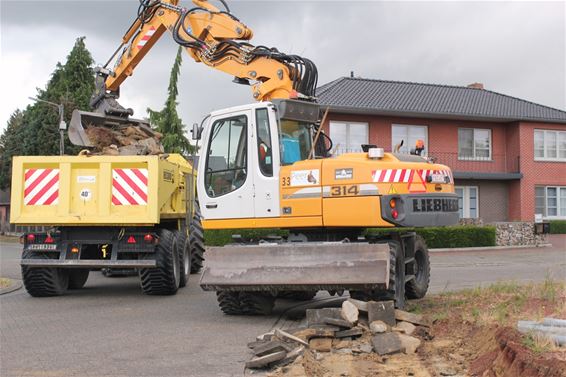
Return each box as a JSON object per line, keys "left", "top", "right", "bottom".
{"left": 372, "top": 169, "right": 453, "bottom": 184}
{"left": 24, "top": 169, "right": 59, "bottom": 205}
{"left": 112, "top": 168, "right": 148, "bottom": 205}
{"left": 136, "top": 27, "right": 156, "bottom": 49}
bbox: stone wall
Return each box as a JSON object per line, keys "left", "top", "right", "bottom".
{"left": 493, "top": 222, "right": 547, "bottom": 246}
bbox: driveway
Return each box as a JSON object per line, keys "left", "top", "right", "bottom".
{"left": 1, "top": 236, "right": 565, "bottom": 376}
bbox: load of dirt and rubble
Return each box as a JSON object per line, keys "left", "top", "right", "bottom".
{"left": 83, "top": 123, "right": 164, "bottom": 156}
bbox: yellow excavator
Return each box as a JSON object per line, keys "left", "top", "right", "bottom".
{"left": 69, "top": 0, "right": 459, "bottom": 314}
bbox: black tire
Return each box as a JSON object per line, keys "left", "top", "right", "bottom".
{"left": 216, "top": 291, "right": 276, "bottom": 315}
{"left": 140, "top": 229, "right": 180, "bottom": 295}
{"left": 21, "top": 250, "right": 69, "bottom": 297}
{"left": 277, "top": 291, "right": 317, "bottom": 301}
{"left": 68, "top": 269, "right": 89, "bottom": 289}
{"left": 350, "top": 240, "right": 405, "bottom": 308}
{"left": 176, "top": 229, "right": 191, "bottom": 288}
{"left": 405, "top": 235, "right": 430, "bottom": 299}
{"left": 189, "top": 204, "right": 205, "bottom": 274}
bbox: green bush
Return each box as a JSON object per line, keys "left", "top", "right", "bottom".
{"left": 205, "top": 225, "right": 496, "bottom": 249}
{"left": 549, "top": 220, "right": 566, "bottom": 234}
{"left": 365, "top": 225, "right": 496, "bottom": 249}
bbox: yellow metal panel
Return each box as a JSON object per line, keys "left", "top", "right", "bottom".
{"left": 323, "top": 196, "right": 392, "bottom": 227}
{"left": 279, "top": 160, "right": 323, "bottom": 217}
{"left": 203, "top": 216, "right": 322, "bottom": 230}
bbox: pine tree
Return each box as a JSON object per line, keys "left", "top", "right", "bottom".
{"left": 147, "top": 46, "right": 194, "bottom": 156}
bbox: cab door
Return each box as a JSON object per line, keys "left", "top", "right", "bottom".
{"left": 198, "top": 110, "right": 254, "bottom": 220}
{"left": 252, "top": 106, "right": 280, "bottom": 218}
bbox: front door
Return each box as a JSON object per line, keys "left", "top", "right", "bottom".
{"left": 199, "top": 110, "right": 254, "bottom": 220}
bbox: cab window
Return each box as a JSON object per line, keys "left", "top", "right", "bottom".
{"left": 279, "top": 120, "right": 312, "bottom": 165}
{"left": 204, "top": 115, "right": 247, "bottom": 197}
{"left": 256, "top": 108, "right": 273, "bottom": 176}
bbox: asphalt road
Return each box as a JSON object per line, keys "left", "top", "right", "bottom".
{"left": 1, "top": 237, "right": 565, "bottom": 377}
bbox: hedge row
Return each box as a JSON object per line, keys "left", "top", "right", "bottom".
{"left": 549, "top": 220, "right": 566, "bottom": 234}
{"left": 205, "top": 225, "right": 497, "bottom": 249}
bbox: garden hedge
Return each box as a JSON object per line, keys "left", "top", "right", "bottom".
{"left": 549, "top": 220, "right": 566, "bottom": 234}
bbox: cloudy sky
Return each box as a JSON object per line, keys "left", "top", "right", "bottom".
{"left": 0, "top": 0, "right": 564, "bottom": 133}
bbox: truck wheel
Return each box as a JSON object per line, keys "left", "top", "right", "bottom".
{"left": 140, "top": 229, "right": 180, "bottom": 295}
{"left": 240, "top": 292, "right": 276, "bottom": 315}
{"left": 350, "top": 240, "right": 405, "bottom": 308}
{"left": 21, "top": 250, "right": 69, "bottom": 297}
{"left": 189, "top": 204, "right": 205, "bottom": 274}
{"left": 68, "top": 269, "right": 89, "bottom": 289}
{"left": 217, "top": 291, "right": 243, "bottom": 315}
{"left": 278, "top": 291, "right": 317, "bottom": 301}
{"left": 405, "top": 235, "right": 430, "bottom": 299}
{"left": 175, "top": 229, "right": 191, "bottom": 288}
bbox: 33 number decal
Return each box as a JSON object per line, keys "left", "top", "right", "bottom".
{"left": 330, "top": 185, "right": 359, "bottom": 196}
{"left": 281, "top": 176, "right": 291, "bottom": 186}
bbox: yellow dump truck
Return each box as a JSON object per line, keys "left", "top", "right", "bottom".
{"left": 10, "top": 153, "right": 203, "bottom": 296}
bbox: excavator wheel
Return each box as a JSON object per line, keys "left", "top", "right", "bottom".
{"left": 189, "top": 203, "right": 205, "bottom": 274}
{"left": 350, "top": 240, "right": 405, "bottom": 309}
{"left": 405, "top": 235, "right": 430, "bottom": 299}
{"left": 277, "top": 291, "right": 317, "bottom": 301}
{"left": 68, "top": 269, "right": 89, "bottom": 289}
{"left": 21, "top": 250, "right": 69, "bottom": 297}
{"left": 175, "top": 229, "right": 191, "bottom": 288}
{"left": 140, "top": 229, "right": 180, "bottom": 295}
{"left": 216, "top": 291, "right": 276, "bottom": 315}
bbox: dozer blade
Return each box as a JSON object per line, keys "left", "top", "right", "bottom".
{"left": 68, "top": 109, "right": 152, "bottom": 147}
{"left": 199, "top": 242, "right": 390, "bottom": 292}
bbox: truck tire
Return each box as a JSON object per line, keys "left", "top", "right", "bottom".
{"left": 277, "top": 291, "right": 317, "bottom": 301}
{"left": 140, "top": 229, "right": 180, "bottom": 295}
{"left": 68, "top": 269, "right": 89, "bottom": 289}
{"left": 405, "top": 235, "right": 430, "bottom": 299}
{"left": 189, "top": 204, "right": 205, "bottom": 274}
{"left": 217, "top": 291, "right": 243, "bottom": 315}
{"left": 21, "top": 250, "right": 69, "bottom": 297}
{"left": 216, "top": 291, "right": 275, "bottom": 315}
{"left": 175, "top": 229, "right": 191, "bottom": 288}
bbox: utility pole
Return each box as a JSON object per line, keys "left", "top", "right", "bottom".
{"left": 28, "top": 97, "right": 66, "bottom": 155}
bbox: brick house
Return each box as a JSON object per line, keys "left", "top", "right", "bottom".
{"left": 317, "top": 77, "right": 566, "bottom": 222}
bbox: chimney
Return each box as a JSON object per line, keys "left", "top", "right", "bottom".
{"left": 467, "top": 82, "right": 484, "bottom": 90}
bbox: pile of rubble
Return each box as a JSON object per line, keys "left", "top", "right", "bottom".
{"left": 245, "top": 298, "right": 431, "bottom": 371}
{"left": 84, "top": 124, "right": 164, "bottom": 156}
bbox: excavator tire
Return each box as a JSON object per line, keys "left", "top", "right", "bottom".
{"left": 277, "top": 291, "right": 317, "bottom": 301}
{"left": 140, "top": 229, "right": 180, "bottom": 295}
{"left": 216, "top": 291, "right": 276, "bottom": 315}
{"left": 405, "top": 235, "right": 430, "bottom": 299}
{"left": 189, "top": 204, "right": 205, "bottom": 274}
{"left": 68, "top": 269, "right": 89, "bottom": 289}
{"left": 350, "top": 240, "right": 405, "bottom": 308}
{"left": 21, "top": 250, "right": 69, "bottom": 297}
{"left": 175, "top": 229, "right": 191, "bottom": 288}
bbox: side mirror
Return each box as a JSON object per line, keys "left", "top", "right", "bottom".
{"left": 191, "top": 123, "right": 202, "bottom": 140}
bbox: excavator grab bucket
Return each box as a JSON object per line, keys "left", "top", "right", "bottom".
{"left": 69, "top": 109, "right": 152, "bottom": 147}
{"left": 199, "top": 242, "right": 390, "bottom": 292}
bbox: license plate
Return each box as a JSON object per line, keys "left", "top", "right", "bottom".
{"left": 430, "top": 174, "right": 446, "bottom": 183}
{"left": 27, "top": 244, "right": 57, "bottom": 251}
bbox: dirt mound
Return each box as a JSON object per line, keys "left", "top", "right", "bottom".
{"left": 85, "top": 124, "right": 163, "bottom": 155}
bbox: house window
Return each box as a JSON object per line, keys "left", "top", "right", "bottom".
{"left": 458, "top": 128, "right": 491, "bottom": 160}
{"left": 329, "top": 121, "right": 368, "bottom": 154}
{"left": 455, "top": 186, "right": 479, "bottom": 218}
{"left": 534, "top": 129, "right": 566, "bottom": 161}
{"left": 535, "top": 186, "right": 566, "bottom": 218}
{"left": 391, "top": 124, "right": 428, "bottom": 154}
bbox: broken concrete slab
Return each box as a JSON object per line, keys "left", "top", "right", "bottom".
{"left": 274, "top": 329, "right": 308, "bottom": 346}
{"left": 353, "top": 343, "right": 374, "bottom": 354}
{"left": 395, "top": 309, "right": 430, "bottom": 327}
{"left": 247, "top": 340, "right": 268, "bottom": 349}
{"left": 309, "top": 337, "right": 333, "bottom": 352}
{"left": 245, "top": 350, "right": 287, "bottom": 369}
{"left": 252, "top": 340, "right": 293, "bottom": 356}
{"left": 335, "top": 328, "right": 363, "bottom": 338}
{"left": 306, "top": 308, "right": 343, "bottom": 326}
{"left": 396, "top": 321, "right": 417, "bottom": 335}
{"left": 291, "top": 328, "right": 335, "bottom": 342}
{"left": 256, "top": 331, "right": 275, "bottom": 341}
{"left": 323, "top": 317, "right": 353, "bottom": 329}
{"left": 398, "top": 334, "right": 422, "bottom": 354}
{"left": 347, "top": 298, "right": 369, "bottom": 313}
{"left": 370, "top": 320, "right": 389, "bottom": 334}
{"left": 341, "top": 300, "right": 359, "bottom": 324}
{"left": 372, "top": 332, "right": 403, "bottom": 355}
{"left": 277, "top": 345, "right": 305, "bottom": 367}
{"left": 368, "top": 300, "right": 396, "bottom": 327}
{"left": 309, "top": 324, "right": 341, "bottom": 332}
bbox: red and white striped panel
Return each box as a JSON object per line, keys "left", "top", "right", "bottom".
{"left": 372, "top": 169, "right": 453, "bottom": 183}
{"left": 112, "top": 168, "right": 148, "bottom": 206}
{"left": 136, "top": 27, "right": 156, "bottom": 49}
{"left": 24, "top": 168, "right": 59, "bottom": 206}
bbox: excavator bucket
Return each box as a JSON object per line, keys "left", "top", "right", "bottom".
{"left": 69, "top": 110, "right": 152, "bottom": 147}
{"left": 200, "top": 242, "right": 390, "bottom": 292}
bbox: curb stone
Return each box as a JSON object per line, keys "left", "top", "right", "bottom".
{"left": 430, "top": 243, "right": 552, "bottom": 253}
{"left": 0, "top": 279, "right": 23, "bottom": 295}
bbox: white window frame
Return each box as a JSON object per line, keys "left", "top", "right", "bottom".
{"left": 455, "top": 186, "right": 479, "bottom": 218}
{"left": 329, "top": 121, "right": 369, "bottom": 154}
{"left": 391, "top": 124, "right": 428, "bottom": 155}
{"left": 458, "top": 128, "right": 492, "bottom": 160}
{"left": 534, "top": 129, "right": 566, "bottom": 162}
{"left": 535, "top": 185, "right": 566, "bottom": 219}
